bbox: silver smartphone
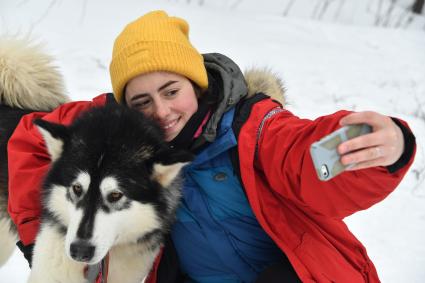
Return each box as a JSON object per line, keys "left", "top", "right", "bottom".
{"left": 310, "top": 124, "right": 372, "bottom": 181}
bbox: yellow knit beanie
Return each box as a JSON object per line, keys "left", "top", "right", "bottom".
{"left": 109, "top": 10, "right": 208, "bottom": 103}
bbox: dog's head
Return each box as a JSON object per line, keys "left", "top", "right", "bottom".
{"left": 34, "top": 104, "right": 193, "bottom": 264}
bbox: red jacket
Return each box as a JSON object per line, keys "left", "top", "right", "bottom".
{"left": 8, "top": 94, "right": 415, "bottom": 282}
{"left": 237, "top": 98, "right": 415, "bottom": 282}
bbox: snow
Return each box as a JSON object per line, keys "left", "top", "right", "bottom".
{"left": 203, "top": 0, "right": 425, "bottom": 29}
{"left": 1, "top": 0, "right": 424, "bottom": 282}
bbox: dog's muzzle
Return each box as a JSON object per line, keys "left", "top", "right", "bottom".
{"left": 70, "top": 241, "right": 96, "bottom": 262}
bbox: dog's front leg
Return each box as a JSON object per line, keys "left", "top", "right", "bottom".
{"left": 28, "top": 225, "right": 87, "bottom": 283}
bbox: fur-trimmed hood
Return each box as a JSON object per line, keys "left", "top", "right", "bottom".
{"left": 0, "top": 36, "right": 69, "bottom": 111}
{"left": 245, "top": 68, "right": 286, "bottom": 106}
{"left": 202, "top": 53, "right": 286, "bottom": 143}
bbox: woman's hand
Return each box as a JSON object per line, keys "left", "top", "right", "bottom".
{"left": 337, "top": 111, "right": 404, "bottom": 170}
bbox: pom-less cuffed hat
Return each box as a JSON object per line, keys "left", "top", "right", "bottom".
{"left": 109, "top": 10, "right": 208, "bottom": 103}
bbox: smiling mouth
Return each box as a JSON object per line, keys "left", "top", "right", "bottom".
{"left": 162, "top": 118, "right": 179, "bottom": 130}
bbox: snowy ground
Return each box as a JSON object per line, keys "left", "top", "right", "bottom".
{"left": 1, "top": 0, "right": 425, "bottom": 282}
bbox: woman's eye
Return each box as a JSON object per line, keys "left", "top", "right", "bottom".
{"left": 133, "top": 99, "right": 151, "bottom": 109}
{"left": 166, "top": 89, "right": 178, "bottom": 97}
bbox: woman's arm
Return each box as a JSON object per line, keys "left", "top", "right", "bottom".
{"left": 256, "top": 109, "right": 416, "bottom": 219}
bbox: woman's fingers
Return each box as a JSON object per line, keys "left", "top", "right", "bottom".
{"left": 340, "top": 146, "right": 384, "bottom": 166}
{"left": 338, "top": 111, "right": 404, "bottom": 169}
{"left": 339, "top": 111, "right": 386, "bottom": 129}
{"left": 345, "top": 156, "right": 387, "bottom": 171}
{"left": 338, "top": 132, "right": 383, "bottom": 155}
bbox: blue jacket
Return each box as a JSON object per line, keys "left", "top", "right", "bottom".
{"left": 171, "top": 108, "right": 284, "bottom": 282}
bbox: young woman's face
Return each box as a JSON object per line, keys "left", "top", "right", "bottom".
{"left": 125, "top": 72, "right": 198, "bottom": 141}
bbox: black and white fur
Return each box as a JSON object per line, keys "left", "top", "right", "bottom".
{"left": 30, "top": 105, "right": 191, "bottom": 283}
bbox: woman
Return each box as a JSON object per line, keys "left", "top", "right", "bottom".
{"left": 8, "top": 10, "right": 415, "bottom": 283}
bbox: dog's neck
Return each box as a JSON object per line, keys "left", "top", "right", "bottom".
{"left": 107, "top": 242, "right": 161, "bottom": 283}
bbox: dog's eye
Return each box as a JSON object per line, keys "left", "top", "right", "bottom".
{"left": 107, "top": 191, "right": 123, "bottom": 203}
{"left": 72, "top": 183, "right": 83, "bottom": 197}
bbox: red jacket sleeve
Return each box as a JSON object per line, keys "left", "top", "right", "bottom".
{"left": 257, "top": 109, "right": 416, "bottom": 219}
{"left": 7, "top": 94, "right": 108, "bottom": 245}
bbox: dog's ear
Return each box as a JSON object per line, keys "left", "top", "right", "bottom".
{"left": 33, "top": 118, "right": 69, "bottom": 162}
{"left": 151, "top": 148, "right": 193, "bottom": 187}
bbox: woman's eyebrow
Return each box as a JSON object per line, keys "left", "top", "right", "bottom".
{"left": 130, "top": 80, "right": 178, "bottom": 102}
{"left": 158, "top": 80, "right": 178, "bottom": 92}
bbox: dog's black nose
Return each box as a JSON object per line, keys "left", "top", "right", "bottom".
{"left": 70, "top": 241, "right": 95, "bottom": 262}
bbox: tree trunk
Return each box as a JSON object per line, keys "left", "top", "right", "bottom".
{"left": 382, "top": 0, "right": 397, "bottom": 27}
{"left": 412, "top": 0, "right": 424, "bottom": 14}
{"left": 317, "top": 0, "right": 333, "bottom": 20}
{"left": 334, "top": 0, "right": 346, "bottom": 21}
{"left": 283, "top": 0, "right": 297, "bottom": 17}
{"left": 375, "top": 0, "right": 384, "bottom": 26}
{"left": 312, "top": 0, "right": 322, "bottom": 19}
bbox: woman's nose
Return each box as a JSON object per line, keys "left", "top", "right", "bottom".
{"left": 153, "top": 100, "right": 170, "bottom": 119}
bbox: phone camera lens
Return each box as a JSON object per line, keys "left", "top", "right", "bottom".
{"left": 321, "top": 165, "right": 329, "bottom": 178}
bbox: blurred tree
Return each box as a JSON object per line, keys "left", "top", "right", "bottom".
{"left": 412, "top": 0, "right": 424, "bottom": 14}
{"left": 395, "top": 0, "right": 424, "bottom": 28}
{"left": 375, "top": 0, "right": 384, "bottom": 25}
{"left": 283, "top": 0, "right": 297, "bottom": 17}
{"left": 312, "top": 0, "right": 337, "bottom": 20}
{"left": 382, "top": 0, "right": 397, "bottom": 27}
{"left": 333, "top": 0, "right": 346, "bottom": 21}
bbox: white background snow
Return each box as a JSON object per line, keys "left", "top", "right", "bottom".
{"left": 1, "top": 0, "right": 424, "bottom": 282}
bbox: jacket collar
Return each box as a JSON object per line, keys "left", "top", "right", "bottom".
{"left": 200, "top": 54, "right": 287, "bottom": 143}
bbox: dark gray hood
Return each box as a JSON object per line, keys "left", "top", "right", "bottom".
{"left": 202, "top": 53, "right": 248, "bottom": 142}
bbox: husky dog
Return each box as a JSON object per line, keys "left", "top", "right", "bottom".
{"left": 0, "top": 37, "right": 192, "bottom": 283}
{"left": 30, "top": 105, "right": 192, "bottom": 283}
